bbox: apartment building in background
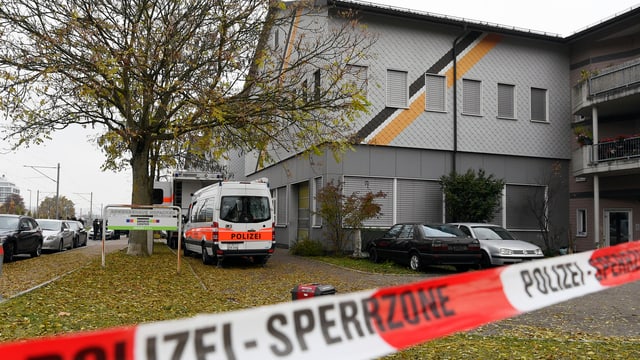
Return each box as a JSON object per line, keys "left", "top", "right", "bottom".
{"left": 569, "top": 8, "right": 640, "bottom": 251}
{"left": 228, "top": 0, "right": 640, "bottom": 252}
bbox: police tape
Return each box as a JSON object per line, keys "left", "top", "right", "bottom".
{"left": 1, "top": 241, "right": 639, "bottom": 360}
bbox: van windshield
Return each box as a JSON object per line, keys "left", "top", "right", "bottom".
{"left": 220, "top": 196, "right": 271, "bottom": 223}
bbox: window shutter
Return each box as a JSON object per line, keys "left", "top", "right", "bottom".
{"left": 463, "top": 79, "right": 481, "bottom": 115}
{"left": 498, "top": 83, "right": 515, "bottom": 118}
{"left": 425, "top": 74, "right": 445, "bottom": 112}
{"left": 387, "top": 70, "right": 407, "bottom": 108}
{"left": 531, "top": 87, "right": 547, "bottom": 121}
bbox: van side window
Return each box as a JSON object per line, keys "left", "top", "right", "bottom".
{"left": 190, "top": 201, "right": 200, "bottom": 222}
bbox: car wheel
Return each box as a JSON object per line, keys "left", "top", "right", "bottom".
{"left": 369, "top": 247, "right": 382, "bottom": 263}
{"left": 201, "top": 243, "right": 215, "bottom": 265}
{"left": 4, "top": 243, "right": 15, "bottom": 262}
{"left": 59, "top": 239, "right": 64, "bottom": 252}
{"left": 480, "top": 251, "right": 492, "bottom": 269}
{"left": 409, "top": 252, "right": 423, "bottom": 271}
{"left": 31, "top": 242, "right": 42, "bottom": 258}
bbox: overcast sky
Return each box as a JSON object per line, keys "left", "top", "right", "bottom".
{"left": 1, "top": 0, "right": 638, "bottom": 219}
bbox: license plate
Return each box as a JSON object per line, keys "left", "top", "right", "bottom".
{"left": 227, "top": 243, "right": 239, "bottom": 250}
{"left": 451, "top": 245, "right": 467, "bottom": 251}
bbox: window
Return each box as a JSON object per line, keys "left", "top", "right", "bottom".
{"left": 576, "top": 209, "right": 587, "bottom": 236}
{"left": 531, "top": 87, "right": 548, "bottom": 121}
{"left": 386, "top": 69, "right": 408, "bottom": 108}
{"left": 275, "top": 187, "right": 287, "bottom": 226}
{"left": 506, "top": 184, "right": 546, "bottom": 230}
{"left": 313, "top": 69, "right": 321, "bottom": 101}
{"left": 497, "top": 83, "right": 515, "bottom": 119}
{"left": 301, "top": 79, "right": 308, "bottom": 103}
{"left": 220, "top": 196, "right": 270, "bottom": 223}
{"left": 345, "top": 64, "right": 367, "bottom": 100}
{"left": 425, "top": 74, "right": 446, "bottom": 112}
{"left": 312, "top": 177, "right": 323, "bottom": 227}
{"left": 462, "top": 79, "right": 481, "bottom": 115}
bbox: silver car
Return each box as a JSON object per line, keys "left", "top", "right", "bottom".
{"left": 447, "top": 223, "right": 544, "bottom": 268}
{"left": 37, "top": 219, "right": 74, "bottom": 252}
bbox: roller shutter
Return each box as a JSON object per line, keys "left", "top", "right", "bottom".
{"left": 397, "top": 179, "right": 443, "bottom": 223}
{"left": 344, "top": 176, "right": 393, "bottom": 227}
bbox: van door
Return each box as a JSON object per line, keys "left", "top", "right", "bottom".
{"left": 218, "top": 191, "right": 273, "bottom": 252}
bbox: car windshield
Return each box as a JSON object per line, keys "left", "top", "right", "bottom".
{"left": 420, "top": 225, "right": 457, "bottom": 237}
{"left": 473, "top": 226, "right": 515, "bottom": 240}
{"left": 38, "top": 220, "right": 61, "bottom": 231}
{"left": 220, "top": 196, "right": 271, "bottom": 223}
{"left": 0, "top": 216, "right": 19, "bottom": 230}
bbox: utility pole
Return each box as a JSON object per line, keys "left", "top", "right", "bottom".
{"left": 24, "top": 163, "right": 60, "bottom": 219}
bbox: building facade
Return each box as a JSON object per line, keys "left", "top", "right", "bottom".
{"left": 568, "top": 8, "right": 640, "bottom": 251}
{"left": 230, "top": 1, "right": 639, "bottom": 252}
{"left": 0, "top": 174, "right": 20, "bottom": 205}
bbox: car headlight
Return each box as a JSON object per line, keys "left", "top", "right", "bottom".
{"left": 47, "top": 235, "right": 58, "bottom": 240}
{"left": 499, "top": 248, "right": 513, "bottom": 255}
{"left": 535, "top": 248, "right": 543, "bottom": 255}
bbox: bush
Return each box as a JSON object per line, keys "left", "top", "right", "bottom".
{"left": 289, "top": 239, "right": 324, "bottom": 256}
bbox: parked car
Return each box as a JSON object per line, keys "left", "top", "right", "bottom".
{"left": 446, "top": 223, "right": 544, "bottom": 268}
{"left": 37, "top": 219, "right": 74, "bottom": 252}
{"left": 366, "top": 223, "right": 482, "bottom": 272}
{"left": 67, "top": 220, "right": 88, "bottom": 247}
{"left": 0, "top": 214, "right": 43, "bottom": 262}
{"left": 88, "top": 227, "right": 116, "bottom": 240}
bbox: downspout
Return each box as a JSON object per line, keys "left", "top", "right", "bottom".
{"left": 452, "top": 27, "right": 467, "bottom": 174}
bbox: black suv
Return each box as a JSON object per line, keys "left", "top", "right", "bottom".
{"left": 0, "top": 214, "right": 44, "bottom": 262}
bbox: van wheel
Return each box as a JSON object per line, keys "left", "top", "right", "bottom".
{"left": 201, "top": 244, "right": 214, "bottom": 265}
{"left": 253, "top": 256, "right": 268, "bottom": 267}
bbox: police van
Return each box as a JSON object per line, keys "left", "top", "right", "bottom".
{"left": 183, "top": 178, "right": 275, "bottom": 266}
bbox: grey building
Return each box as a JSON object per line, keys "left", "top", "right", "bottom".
{"left": 229, "top": 1, "right": 639, "bottom": 252}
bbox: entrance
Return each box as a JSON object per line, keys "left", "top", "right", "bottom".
{"left": 604, "top": 210, "right": 631, "bottom": 246}
{"left": 296, "top": 181, "right": 310, "bottom": 242}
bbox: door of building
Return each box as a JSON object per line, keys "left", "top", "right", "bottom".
{"left": 297, "top": 181, "right": 310, "bottom": 242}
{"left": 604, "top": 210, "right": 631, "bottom": 247}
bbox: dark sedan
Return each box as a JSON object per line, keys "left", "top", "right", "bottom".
{"left": 0, "top": 214, "right": 44, "bottom": 262}
{"left": 367, "top": 223, "right": 482, "bottom": 272}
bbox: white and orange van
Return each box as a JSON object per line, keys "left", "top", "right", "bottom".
{"left": 183, "top": 178, "right": 275, "bottom": 266}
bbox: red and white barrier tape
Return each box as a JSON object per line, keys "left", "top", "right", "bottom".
{"left": 1, "top": 241, "right": 638, "bottom": 360}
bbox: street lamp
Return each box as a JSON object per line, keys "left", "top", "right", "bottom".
{"left": 27, "top": 189, "right": 32, "bottom": 215}
{"left": 24, "top": 163, "right": 60, "bottom": 219}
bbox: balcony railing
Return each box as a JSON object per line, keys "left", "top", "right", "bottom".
{"left": 589, "top": 60, "right": 640, "bottom": 96}
{"left": 595, "top": 136, "right": 640, "bottom": 161}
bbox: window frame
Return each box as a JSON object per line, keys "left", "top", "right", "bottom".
{"left": 462, "top": 78, "right": 482, "bottom": 116}
{"left": 576, "top": 208, "right": 587, "bottom": 237}
{"left": 386, "top": 69, "right": 408, "bottom": 109}
{"left": 530, "top": 87, "right": 548, "bottom": 122}
{"left": 425, "top": 73, "right": 446, "bottom": 113}
{"left": 497, "top": 83, "right": 516, "bottom": 119}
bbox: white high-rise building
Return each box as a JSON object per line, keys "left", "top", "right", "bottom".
{"left": 0, "top": 174, "right": 20, "bottom": 204}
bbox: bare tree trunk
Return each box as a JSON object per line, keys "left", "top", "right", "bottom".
{"left": 352, "top": 229, "right": 364, "bottom": 258}
{"left": 127, "top": 140, "right": 153, "bottom": 256}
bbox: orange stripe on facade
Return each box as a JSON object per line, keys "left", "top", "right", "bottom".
{"left": 368, "top": 33, "right": 503, "bottom": 146}
{"left": 281, "top": 8, "right": 303, "bottom": 80}
{"left": 445, "top": 33, "right": 502, "bottom": 88}
{"left": 369, "top": 93, "right": 425, "bottom": 145}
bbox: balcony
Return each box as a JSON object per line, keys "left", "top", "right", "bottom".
{"left": 572, "top": 59, "right": 640, "bottom": 117}
{"left": 573, "top": 135, "right": 640, "bottom": 176}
